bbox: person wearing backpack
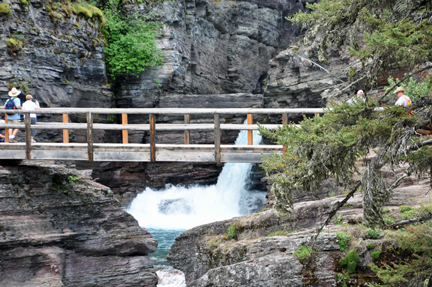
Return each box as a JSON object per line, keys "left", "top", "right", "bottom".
{"left": 22, "top": 94, "right": 40, "bottom": 143}
{"left": 3, "top": 87, "right": 22, "bottom": 142}
{"left": 394, "top": 87, "right": 411, "bottom": 107}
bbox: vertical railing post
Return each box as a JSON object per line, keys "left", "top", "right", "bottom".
{"left": 247, "top": 114, "right": 253, "bottom": 145}
{"left": 122, "top": 113, "right": 128, "bottom": 144}
{"left": 4, "top": 114, "right": 9, "bottom": 143}
{"left": 63, "top": 114, "right": 69, "bottom": 143}
{"left": 149, "top": 114, "right": 156, "bottom": 162}
{"left": 214, "top": 113, "right": 221, "bottom": 163}
{"left": 184, "top": 114, "right": 190, "bottom": 144}
{"left": 87, "top": 112, "right": 93, "bottom": 161}
{"left": 282, "top": 113, "right": 288, "bottom": 155}
{"left": 25, "top": 113, "right": 31, "bottom": 159}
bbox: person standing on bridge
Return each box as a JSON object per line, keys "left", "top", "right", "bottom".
{"left": 3, "top": 87, "right": 22, "bottom": 143}
{"left": 22, "top": 94, "right": 40, "bottom": 143}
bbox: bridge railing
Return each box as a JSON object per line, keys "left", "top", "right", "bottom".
{"left": 0, "top": 108, "right": 324, "bottom": 162}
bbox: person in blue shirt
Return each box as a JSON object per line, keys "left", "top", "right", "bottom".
{"left": 3, "top": 87, "right": 22, "bottom": 142}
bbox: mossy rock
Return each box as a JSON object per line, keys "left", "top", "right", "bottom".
{"left": 72, "top": 3, "right": 104, "bottom": 23}
{"left": 0, "top": 3, "right": 12, "bottom": 16}
{"left": 371, "top": 249, "right": 382, "bottom": 260}
{"left": 20, "top": 0, "right": 29, "bottom": 6}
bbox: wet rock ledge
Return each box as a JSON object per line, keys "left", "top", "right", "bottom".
{"left": 0, "top": 161, "right": 158, "bottom": 287}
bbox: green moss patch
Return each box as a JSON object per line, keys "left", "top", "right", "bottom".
{"left": 0, "top": 3, "right": 11, "bottom": 16}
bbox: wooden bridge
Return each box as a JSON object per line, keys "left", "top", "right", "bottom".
{"left": 0, "top": 108, "right": 323, "bottom": 163}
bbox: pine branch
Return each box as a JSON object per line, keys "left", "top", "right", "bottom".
{"left": 380, "top": 65, "right": 432, "bottom": 99}
{"left": 306, "top": 181, "right": 361, "bottom": 264}
{"left": 389, "top": 212, "right": 432, "bottom": 229}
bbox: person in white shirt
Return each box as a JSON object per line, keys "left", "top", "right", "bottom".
{"left": 394, "top": 87, "right": 411, "bottom": 107}
{"left": 347, "top": 90, "right": 366, "bottom": 105}
{"left": 22, "top": 94, "right": 40, "bottom": 143}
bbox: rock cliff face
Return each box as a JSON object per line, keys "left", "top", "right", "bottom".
{"left": 0, "top": 161, "right": 158, "bottom": 287}
{"left": 0, "top": 0, "right": 111, "bottom": 142}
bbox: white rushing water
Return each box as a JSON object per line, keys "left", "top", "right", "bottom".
{"left": 126, "top": 123, "right": 266, "bottom": 287}
{"left": 127, "top": 124, "right": 265, "bottom": 230}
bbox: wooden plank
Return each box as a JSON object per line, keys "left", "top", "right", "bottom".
{"left": 214, "top": 114, "right": 221, "bottom": 163}
{"left": 149, "top": 114, "right": 156, "bottom": 162}
{"left": 184, "top": 114, "right": 190, "bottom": 144}
{"left": 87, "top": 112, "right": 93, "bottom": 161}
{"left": 25, "top": 113, "right": 31, "bottom": 159}
{"left": 122, "top": 113, "right": 128, "bottom": 144}
{"left": 247, "top": 114, "right": 253, "bottom": 145}
{"left": 63, "top": 114, "right": 69, "bottom": 143}
{"left": 282, "top": 113, "right": 288, "bottom": 155}
{"left": 4, "top": 114, "right": 8, "bottom": 143}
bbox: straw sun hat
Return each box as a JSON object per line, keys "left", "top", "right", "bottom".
{"left": 8, "top": 87, "right": 21, "bottom": 97}
{"left": 394, "top": 87, "right": 406, "bottom": 94}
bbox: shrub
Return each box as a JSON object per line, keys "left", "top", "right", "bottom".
{"left": 387, "top": 75, "right": 432, "bottom": 101}
{"left": 293, "top": 245, "right": 312, "bottom": 260}
{"left": 335, "top": 214, "right": 343, "bottom": 225}
{"left": 103, "top": 9, "right": 163, "bottom": 80}
{"left": 225, "top": 222, "right": 242, "bottom": 240}
{"left": 371, "top": 249, "right": 382, "bottom": 260}
{"left": 339, "top": 250, "right": 359, "bottom": 273}
{"left": 6, "top": 38, "right": 23, "bottom": 49}
{"left": 367, "top": 228, "right": 381, "bottom": 239}
{"left": 268, "top": 230, "right": 287, "bottom": 237}
{"left": 367, "top": 243, "right": 374, "bottom": 250}
{"left": 335, "top": 231, "right": 352, "bottom": 251}
{"left": 207, "top": 238, "right": 221, "bottom": 249}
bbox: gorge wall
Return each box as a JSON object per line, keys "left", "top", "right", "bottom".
{"left": 1, "top": 0, "right": 354, "bottom": 201}
{"left": 0, "top": 161, "right": 158, "bottom": 286}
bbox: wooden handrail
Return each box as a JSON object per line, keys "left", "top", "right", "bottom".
{"left": 0, "top": 107, "right": 326, "bottom": 115}
{"left": 149, "top": 114, "right": 156, "bottom": 162}
{"left": 25, "top": 113, "right": 31, "bottom": 159}
{"left": 87, "top": 112, "right": 93, "bottom": 161}
{"left": 184, "top": 114, "right": 190, "bottom": 144}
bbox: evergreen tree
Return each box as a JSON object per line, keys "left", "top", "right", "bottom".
{"left": 288, "top": 0, "right": 432, "bottom": 87}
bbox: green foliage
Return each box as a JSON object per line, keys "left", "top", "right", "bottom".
{"left": 20, "top": 0, "right": 29, "bottom": 7}
{"left": 371, "top": 249, "right": 382, "bottom": 260}
{"left": 367, "top": 228, "right": 381, "bottom": 239}
{"left": 399, "top": 205, "right": 420, "bottom": 220}
{"left": 267, "top": 230, "right": 287, "bottom": 237}
{"left": 260, "top": 95, "right": 432, "bottom": 226}
{"left": 367, "top": 243, "right": 374, "bottom": 250}
{"left": 386, "top": 76, "right": 432, "bottom": 101}
{"left": 339, "top": 250, "right": 359, "bottom": 274}
{"left": 287, "top": 0, "right": 432, "bottom": 87}
{"left": 371, "top": 223, "right": 432, "bottom": 284}
{"left": 225, "top": 222, "right": 242, "bottom": 240}
{"left": 293, "top": 244, "right": 312, "bottom": 260}
{"left": 0, "top": 3, "right": 11, "bottom": 16}
{"left": 335, "top": 214, "right": 343, "bottom": 225}
{"left": 207, "top": 238, "right": 222, "bottom": 249}
{"left": 335, "top": 231, "right": 351, "bottom": 251}
{"left": 68, "top": 175, "right": 82, "bottom": 183}
{"left": 103, "top": 8, "right": 163, "bottom": 80}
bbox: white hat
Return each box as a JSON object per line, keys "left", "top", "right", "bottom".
{"left": 394, "top": 87, "right": 406, "bottom": 94}
{"left": 8, "top": 87, "right": 21, "bottom": 97}
{"left": 357, "top": 90, "right": 364, "bottom": 96}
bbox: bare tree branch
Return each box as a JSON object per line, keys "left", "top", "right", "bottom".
{"left": 342, "top": 76, "right": 366, "bottom": 91}
{"left": 389, "top": 212, "right": 432, "bottom": 229}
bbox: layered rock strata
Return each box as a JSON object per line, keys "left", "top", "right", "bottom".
{"left": 168, "top": 161, "right": 430, "bottom": 286}
{"left": 0, "top": 161, "right": 158, "bottom": 287}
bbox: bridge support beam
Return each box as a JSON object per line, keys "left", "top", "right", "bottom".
{"left": 247, "top": 114, "right": 253, "bottom": 145}
{"left": 214, "top": 114, "right": 221, "bottom": 163}
{"left": 150, "top": 114, "right": 156, "bottom": 162}
{"left": 87, "top": 112, "right": 93, "bottom": 161}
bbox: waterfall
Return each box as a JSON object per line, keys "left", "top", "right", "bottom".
{"left": 126, "top": 121, "right": 266, "bottom": 286}
{"left": 127, "top": 123, "right": 265, "bottom": 230}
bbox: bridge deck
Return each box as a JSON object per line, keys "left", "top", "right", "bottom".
{"left": 0, "top": 143, "right": 283, "bottom": 163}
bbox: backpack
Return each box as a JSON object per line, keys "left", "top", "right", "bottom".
{"left": 401, "top": 95, "right": 413, "bottom": 116}
{"left": 5, "top": 98, "right": 16, "bottom": 116}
